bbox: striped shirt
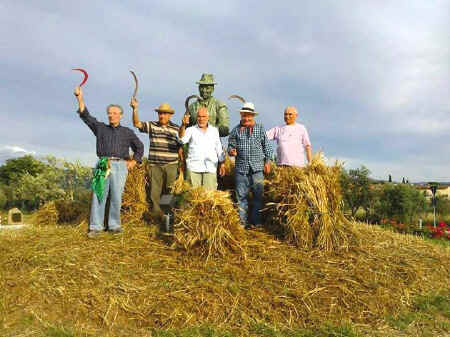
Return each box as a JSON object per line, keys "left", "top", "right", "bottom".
{"left": 139, "top": 121, "right": 181, "bottom": 165}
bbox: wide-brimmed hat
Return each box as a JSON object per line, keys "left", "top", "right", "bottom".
{"left": 154, "top": 103, "right": 175, "bottom": 114}
{"left": 239, "top": 102, "right": 258, "bottom": 115}
{"left": 196, "top": 73, "right": 217, "bottom": 85}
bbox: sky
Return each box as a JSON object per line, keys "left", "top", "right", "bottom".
{"left": 1, "top": 0, "right": 449, "bottom": 182}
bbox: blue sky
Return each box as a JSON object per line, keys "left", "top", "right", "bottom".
{"left": 1, "top": 1, "right": 449, "bottom": 182}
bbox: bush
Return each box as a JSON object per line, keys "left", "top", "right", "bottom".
{"left": 0, "top": 188, "right": 6, "bottom": 209}
{"left": 376, "top": 183, "right": 426, "bottom": 225}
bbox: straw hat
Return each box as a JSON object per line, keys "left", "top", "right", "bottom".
{"left": 196, "top": 73, "right": 217, "bottom": 85}
{"left": 239, "top": 102, "right": 258, "bottom": 115}
{"left": 154, "top": 103, "right": 175, "bottom": 114}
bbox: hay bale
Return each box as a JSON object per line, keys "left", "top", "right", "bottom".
{"left": 265, "top": 153, "right": 359, "bottom": 251}
{"left": 34, "top": 201, "right": 59, "bottom": 226}
{"left": 172, "top": 187, "right": 245, "bottom": 259}
{"left": 121, "top": 160, "right": 151, "bottom": 224}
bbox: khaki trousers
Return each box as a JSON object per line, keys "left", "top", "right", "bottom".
{"left": 149, "top": 163, "right": 178, "bottom": 214}
{"left": 188, "top": 170, "right": 218, "bottom": 191}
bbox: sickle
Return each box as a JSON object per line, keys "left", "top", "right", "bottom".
{"left": 130, "top": 70, "right": 139, "bottom": 98}
{"left": 72, "top": 68, "right": 89, "bottom": 86}
{"left": 228, "top": 94, "right": 246, "bottom": 103}
{"left": 184, "top": 94, "right": 201, "bottom": 114}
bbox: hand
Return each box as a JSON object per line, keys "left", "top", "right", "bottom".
{"left": 74, "top": 86, "right": 83, "bottom": 99}
{"left": 182, "top": 113, "right": 190, "bottom": 126}
{"left": 130, "top": 97, "right": 138, "bottom": 109}
{"left": 229, "top": 148, "right": 237, "bottom": 157}
{"left": 264, "top": 162, "right": 271, "bottom": 175}
{"left": 219, "top": 163, "right": 225, "bottom": 177}
{"left": 126, "top": 160, "right": 137, "bottom": 170}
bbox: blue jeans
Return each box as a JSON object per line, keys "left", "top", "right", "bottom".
{"left": 235, "top": 170, "right": 264, "bottom": 227}
{"left": 90, "top": 160, "right": 128, "bottom": 231}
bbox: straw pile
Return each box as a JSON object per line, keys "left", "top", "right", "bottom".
{"left": 0, "top": 222, "right": 448, "bottom": 336}
{"left": 265, "top": 154, "right": 359, "bottom": 251}
{"left": 34, "top": 201, "right": 58, "bottom": 226}
{"left": 172, "top": 187, "right": 245, "bottom": 259}
{"left": 34, "top": 200, "right": 88, "bottom": 226}
{"left": 121, "top": 160, "right": 151, "bottom": 224}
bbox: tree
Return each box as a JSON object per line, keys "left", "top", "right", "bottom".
{"left": 375, "top": 183, "right": 426, "bottom": 224}
{"left": 435, "top": 195, "right": 450, "bottom": 218}
{"left": 388, "top": 174, "right": 392, "bottom": 183}
{"left": 340, "top": 166, "right": 373, "bottom": 217}
{"left": 0, "top": 187, "right": 6, "bottom": 209}
{"left": 0, "top": 155, "right": 46, "bottom": 185}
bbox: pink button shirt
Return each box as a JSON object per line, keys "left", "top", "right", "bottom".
{"left": 266, "top": 123, "right": 311, "bottom": 167}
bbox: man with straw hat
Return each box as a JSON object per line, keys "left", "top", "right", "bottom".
{"left": 266, "top": 106, "right": 312, "bottom": 167}
{"left": 131, "top": 98, "right": 182, "bottom": 218}
{"left": 186, "top": 73, "right": 230, "bottom": 137}
{"left": 179, "top": 107, "right": 225, "bottom": 190}
{"left": 74, "top": 86, "right": 144, "bottom": 238}
{"left": 228, "top": 102, "right": 273, "bottom": 229}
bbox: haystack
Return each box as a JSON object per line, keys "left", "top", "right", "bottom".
{"left": 172, "top": 187, "right": 245, "bottom": 259}
{"left": 121, "top": 160, "right": 151, "bottom": 224}
{"left": 265, "top": 153, "right": 359, "bottom": 251}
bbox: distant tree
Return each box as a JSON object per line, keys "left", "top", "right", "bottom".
{"left": 340, "top": 166, "right": 373, "bottom": 217}
{"left": 388, "top": 174, "right": 392, "bottom": 183}
{"left": 376, "top": 183, "right": 426, "bottom": 224}
{"left": 435, "top": 195, "right": 450, "bottom": 218}
{"left": 0, "top": 187, "right": 6, "bottom": 209}
{"left": 0, "top": 155, "right": 46, "bottom": 185}
{"left": 402, "top": 177, "right": 406, "bottom": 184}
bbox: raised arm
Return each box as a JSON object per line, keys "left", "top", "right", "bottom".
{"left": 130, "top": 97, "right": 143, "bottom": 129}
{"left": 74, "top": 86, "right": 85, "bottom": 113}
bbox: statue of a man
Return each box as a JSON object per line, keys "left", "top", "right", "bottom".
{"left": 187, "top": 73, "right": 230, "bottom": 137}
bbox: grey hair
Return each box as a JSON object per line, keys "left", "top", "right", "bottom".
{"left": 106, "top": 104, "right": 123, "bottom": 115}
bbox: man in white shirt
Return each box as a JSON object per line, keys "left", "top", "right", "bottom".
{"left": 179, "top": 107, "right": 225, "bottom": 190}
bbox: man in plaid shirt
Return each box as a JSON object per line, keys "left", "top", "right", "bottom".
{"left": 228, "top": 102, "right": 273, "bottom": 229}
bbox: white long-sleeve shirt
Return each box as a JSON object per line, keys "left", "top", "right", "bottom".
{"left": 180, "top": 125, "right": 225, "bottom": 173}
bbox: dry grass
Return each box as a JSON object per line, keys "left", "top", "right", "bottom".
{"left": 265, "top": 154, "right": 359, "bottom": 252}
{"left": 172, "top": 187, "right": 245, "bottom": 259}
{"left": 0, "top": 222, "right": 448, "bottom": 336}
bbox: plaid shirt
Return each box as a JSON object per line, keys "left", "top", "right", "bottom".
{"left": 228, "top": 123, "right": 273, "bottom": 174}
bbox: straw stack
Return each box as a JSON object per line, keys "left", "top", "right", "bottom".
{"left": 172, "top": 187, "right": 245, "bottom": 259}
{"left": 265, "top": 153, "right": 359, "bottom": 251}
{"left": 121, "top": 160, "right": 151, "bottom": 224}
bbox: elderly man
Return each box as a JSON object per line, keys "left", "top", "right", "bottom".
{"left": 187, "top": 73, "right": 229, "bottom": 137}
{"left": 131, "top": 98, "right": 182, "bottom": 218}
{"left": 228, "top": 102, "right": 273, "bottom": 229}
{"left": 266, "top": 106, "right": 312, "bottom": 167}
{"left": 74, "top": 86, "right": 144, "bottom": 238}
{"left": 179, "top": 107, "right": 225, "bottom": 190}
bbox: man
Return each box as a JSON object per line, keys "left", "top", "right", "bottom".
{"left": 74, "top": 86, "right": 144, "bottom": 238}
{"left": 266, "top": 106, "right": 312, "bottom": 167}
{"left": 228, "top": 102, "right": 273, "bottom": 229}
{"left": 179, "top": 107, "right": 225, "bottom": 190}
{"left": 131, "top": 98, "right": 181, "bottom": 218}
{"left": 187, "top": 73, "right": 230, "bottom": 137}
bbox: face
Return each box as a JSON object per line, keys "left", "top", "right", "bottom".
{"left": 284, "top": 107, "right": 297, "bottom": 125}
{"left": 240, "top": 112, "right": 255, "bottom": 126}
{"left": 197, "top": 107, "right": 209, "bottom": 128}
{"left": 199, "top": 85, "right": 214, "bottom": 100}
{"left": 158, "top": 111, "right": 172, "bottom": 126}
{"left": 107, "top": 106, "right": 123, "bottom": 126}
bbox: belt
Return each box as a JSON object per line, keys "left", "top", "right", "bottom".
{"left": 108, "top": 157, "right": 124, "bottom": 161}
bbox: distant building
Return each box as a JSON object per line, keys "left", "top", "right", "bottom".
{"left": 416, "top": 185, "right": 450, "bottom": 199}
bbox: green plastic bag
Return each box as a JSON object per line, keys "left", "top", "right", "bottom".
{"left": 91, "top": 157, "right": 109, "bottom": 202}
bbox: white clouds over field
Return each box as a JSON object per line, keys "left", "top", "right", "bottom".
{"left": 0, "top": 0, "right": 448, "bottom": 181}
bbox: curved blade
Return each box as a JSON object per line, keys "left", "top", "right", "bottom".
{"left": 72, "top": 68, "right": 89, "bottom": 86}
{"left": 184, "top": 94, "right": 201, "bottom": 113}
{"left": 228, "top": 94, "right": 246, "bottom": 103}
{"left": 130, "top": 70, "right": 138, "bottom": 98}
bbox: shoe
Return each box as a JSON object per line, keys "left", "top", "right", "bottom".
{"left": 108, "top": 228, "right": 123, "bottom": 234}
{"left": 244, "top": 224, "right": 254, "bottom": 230}
{"left": 87, "top": 230, "right": 102, "bottom": 238}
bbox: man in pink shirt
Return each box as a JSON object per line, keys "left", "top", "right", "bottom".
{"left": 266, "top": 106, "right": 312, "bottom": 167}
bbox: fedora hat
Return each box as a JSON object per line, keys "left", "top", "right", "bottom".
{"left": 239, "top": 102, "right": 258, "bottom": 115}
{"left": 196, "top": 73, "right": 217, "bottom": 85}
{"left": 154, "top": 103, "right": 175, "bottom": 114}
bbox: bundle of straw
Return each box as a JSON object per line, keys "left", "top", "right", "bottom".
{"left": 172, "top": 187, "right": 245, "bottom": 259}
{"left": 34, "top": 201, "right": 59, "bottom": 226}
{"left": 265, "top": 153, "right": 359, "bottom": 251}
{"left": 121, "top": 160, "right": 150, "bottom": 224}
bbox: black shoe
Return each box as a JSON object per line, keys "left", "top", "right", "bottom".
{"left": 108, "top": 228, "right": 123, "bottom": 234}
{"left": 244, "top": 224, "right": 254, "bottom": 230}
